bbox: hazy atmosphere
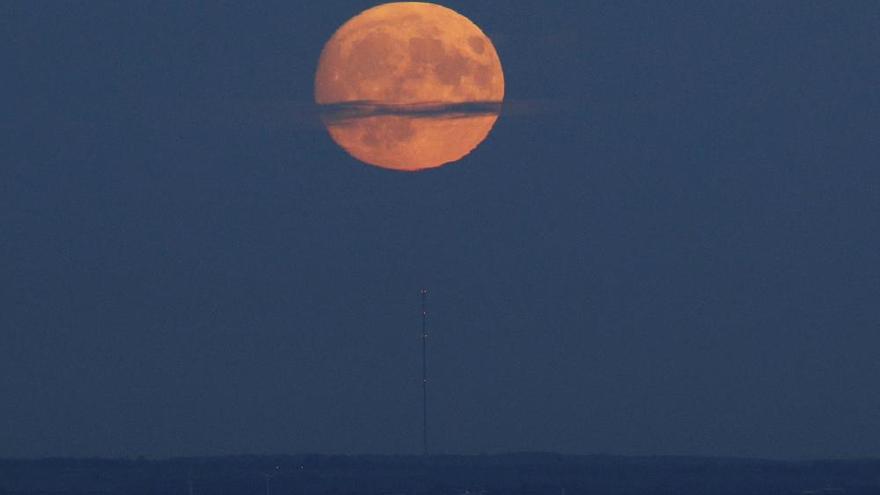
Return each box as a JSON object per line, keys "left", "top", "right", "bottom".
{"left": 4, "top": 1, "right": 879, "bottom": 460}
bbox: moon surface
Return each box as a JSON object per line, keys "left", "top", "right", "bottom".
{"left": 315, "top": 2, "right": 504, "bottom": 171}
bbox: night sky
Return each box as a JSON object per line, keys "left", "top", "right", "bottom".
{"left": 3, "top": 1, "right": 879, "bottom": 459}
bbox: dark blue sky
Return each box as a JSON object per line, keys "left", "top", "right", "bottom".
{"left": 3, "top": 1, "right": 879, "bottom": 459}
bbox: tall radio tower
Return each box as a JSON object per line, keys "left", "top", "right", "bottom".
{"left": 420, "top": 288, "right": 429, "bottom": 456}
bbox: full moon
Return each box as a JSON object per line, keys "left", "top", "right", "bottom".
{"left": 315, "top": 2, "right": 505, "bottom": 171}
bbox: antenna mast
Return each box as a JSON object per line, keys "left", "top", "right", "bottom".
{"left": 420, "top": 288, "right": 429, "bottom": 456}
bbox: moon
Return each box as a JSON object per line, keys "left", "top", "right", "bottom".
{"left": 315, "top": 2, "right": 505, "bottom": 171}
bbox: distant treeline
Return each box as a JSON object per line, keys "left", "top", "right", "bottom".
{"left": 2, "top": 454, "right": 879, "bottom": 495}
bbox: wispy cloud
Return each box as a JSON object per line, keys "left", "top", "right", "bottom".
{"left": 318, "top": 100, "right": 504, "bottom": 124}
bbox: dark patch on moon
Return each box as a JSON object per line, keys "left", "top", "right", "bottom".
{"left": 348, "top": 32, "right": 397, "bottom": 80}
{"left": 360, "top": 117, "right": 416, "bottom": 149}
{"left": 409, "top": 36, "right": 445, "bottom": 64}
{"left": 468, "top": 36, "right": 486, "bottom": 54}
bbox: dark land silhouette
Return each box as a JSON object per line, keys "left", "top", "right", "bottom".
{"left": 3, "top": 453, "right": 879, "bottom": 494}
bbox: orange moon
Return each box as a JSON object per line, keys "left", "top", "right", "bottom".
{"left": 315, "top": 2, "right": 505, "bottom": 171}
